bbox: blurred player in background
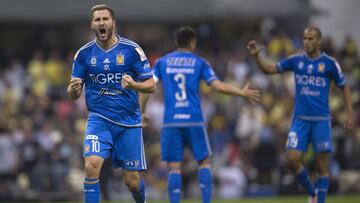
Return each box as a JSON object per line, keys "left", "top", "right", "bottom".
{"left": 247, "top": 26, "right": 353, "bottom": 203}
{"left": 67, "top": 4, "right": 155, "bottom": 203}
{"left": 141, "top": 27, "right": 260, "bottom": 203}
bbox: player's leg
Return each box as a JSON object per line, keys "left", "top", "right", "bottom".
{"left": 285, "top": 118, "right": 316, "bottom": 198}
{"left": 84, "top": 156, "right": 104, "bottom": 203}
{"left": 187, "top": 127, "right": 212, "bottom": 203}
{"left": 167, "top": 162, "right": 182, "bottom": 203}
{"left": 112, "top": 126, "right": 147, "bottom": 203}
{"left": 198, "top": 157, "right": 212, "bottom": 203}
{"left": 314, "top": 153, "right": 330, "bottom": 203}
{"left": 312, "top": 120, "right": 333, "bottom": 203}
{"left": 122, "top": 170, "right": 146, "bottom": 203}
{"left": 161, "top": 127, "right": 185, "bottom": 203}
{"left": 83, "top": 115, "right": 113, "bottom": 203}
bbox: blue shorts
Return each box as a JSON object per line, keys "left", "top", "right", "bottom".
{"left": 83, "top": 115, "right": 147, "bottom": 170}
{"left": 161, "top": 126, "right": 212, "bottom": 162}
{"left": 285, "top": 117, "right": 333, "bottom": 153}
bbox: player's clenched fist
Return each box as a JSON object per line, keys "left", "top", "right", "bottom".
{"left": 121, "top": 74, "right": 136, "bottom": 89}
{"left": 69, "top": 77, "right": 83, "bottom": 92}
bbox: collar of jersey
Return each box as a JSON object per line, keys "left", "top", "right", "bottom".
{"left": 304, "top": 52, "right": 324, "bottom": 61}
{"left": 94, "top": 35, "right": 121, "bottom": 53}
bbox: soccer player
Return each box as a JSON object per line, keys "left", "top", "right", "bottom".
{"left": 247, "top": 26, "right": 353, "bottom": 203}
{"left": 141, "top": 27, "right": 260, "bottom": 203}
{"left": 67, "top": 5, "right": 155, "bottom": 203}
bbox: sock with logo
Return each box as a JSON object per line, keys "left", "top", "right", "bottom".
{"left": 295, "top": 168, "right": 316, "bottom": 197}
{"left": 198, "top": 167, "right": 212, "bottom": 203}
{"left": 84, "top": 178, "right": 100, "bottom": 203}
{"left": 131, "top": 179, "right": 146, "bottom": 203}
{"left": 316, "top": 176, "right": 329, "bottom": 203}
{"left": 168, "top": 173, "right": 182, "bottom": 203}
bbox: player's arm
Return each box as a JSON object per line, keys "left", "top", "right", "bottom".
{"left": 339, "top": 84, "right": 354, "bottom": 129}
{"left": 139, "top": 92, "right": 151, "bottom": 126}
{"left": 209, "top": 80, "right": 260, "bottom": 104}
{"left": 121, "top": 75, "right": 156, "bottom": 93}
{"left": 247, "top": 40, "right": 278, "bottom": 74}
{"left": 67, "top": 77, "right": 83, "bottom": 100}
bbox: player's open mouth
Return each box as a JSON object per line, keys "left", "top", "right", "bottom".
{"left": 99, "top": 28, "right": 107, "bottom": 37}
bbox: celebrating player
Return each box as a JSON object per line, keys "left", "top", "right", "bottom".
{"left": 67, "top": 4, "right": 155, "bottom": 203}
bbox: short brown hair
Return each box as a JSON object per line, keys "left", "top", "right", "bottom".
{"left": 90, "top": 4, "right": 115, "bottom": 21}
{"left": 305, "top": 26, "right": 322, "bottom": 39}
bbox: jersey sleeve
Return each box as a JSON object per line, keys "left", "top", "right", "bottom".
{"left": 71, "top": 49, "right": 87, "bottom": 79}
{"left": 330, "top": 60, "right": 346, "bottom": 87}
{"left": 276, "top": 56, "right": 296, "bottom": 73}
{"left": 201, "top": 59, "right": 218, "bottom": 85}
{"left": 132, "top": 47, "right": 153, "bottom": 81}
{"left": 152, "top": 59, "right": 162, "bottom": 83}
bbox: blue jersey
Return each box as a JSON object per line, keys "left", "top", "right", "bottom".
{"left": 153, "top": 51, "right": 218, "bottom": 126}
{"left": 276, "top": 52, "right": 346, "bottom": 120}
{"left": 71, "top": 35, "right": 153, "bottom": 127}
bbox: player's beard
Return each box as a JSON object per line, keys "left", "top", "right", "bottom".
{"left": 305, "top": 45, "right": 316, "bottom": 55}
{"left": 95, "top": 26, "right": 114, "bottom": 43}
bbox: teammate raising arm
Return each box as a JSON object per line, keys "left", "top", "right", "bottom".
{"left": 247, "top": 26, "right": 353, "bottom": 203}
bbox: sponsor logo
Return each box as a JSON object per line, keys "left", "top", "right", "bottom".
{"left": 86, "top": 135, "right": 99, "bottom": 140}
{"left": 295, "top": 74, "right": 326, "bottom": 87}
{"left": 135, "top": 47, "right": 147, "bottom": 61}
{"left": 89, "top": 73, "right": 123, "bottom": 84}
{"left": 307, "top": 64, "right": 314, "bottom": 74}
{"left": 174, "top": 114, "right": 191, "bottom": 119}
{"left": 102, "top": 58, "right": 110, "bottom": 71}
{"left": 90, "top": 57, "right": 97, "bottom": 66}
{"left": 125, "top": 160, "right": 140, "bottom": 168}
{"left": 298, "top": 61, "right": 304, "bottom": 70}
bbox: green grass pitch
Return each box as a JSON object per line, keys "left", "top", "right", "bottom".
{"left": 21, "top": 194, "right": 360, "bottom": 203}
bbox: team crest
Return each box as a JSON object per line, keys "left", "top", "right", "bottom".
{"left": 318, "top": 63, "right": 325, "bottom": 72}
{"left": 116, "top": 53, "right": 124, "bottom": 65}
{"left": 85, "top": 144, "right": 90, "bottom": 153}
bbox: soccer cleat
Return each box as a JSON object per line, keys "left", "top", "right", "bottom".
{"left": 308, "top": 195, "right": 317, "bottom": 203}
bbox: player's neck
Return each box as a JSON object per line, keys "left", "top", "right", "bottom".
{"left": 307, "top": 50, "right": 321, "bottom": 59}
{"left": 97, "top": 34, "right": 118, "bottom": 50}
{"left": 177, "top": 48, "right": 193, "bottom": 52}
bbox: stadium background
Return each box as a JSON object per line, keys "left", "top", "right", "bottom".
{"left": 0, "top": 0, "right": 359, "bottom": 202}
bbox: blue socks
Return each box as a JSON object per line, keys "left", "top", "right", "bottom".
{"left": 168, "top": 173, "right": 182, "bottom": 203}
{"left": 167, "top": 168, "right": 212, "bottom": 203}
{"left": 295, "top": 168, "right": 316, "bottom": 197}
{"left": 84, "top": 177, "right": 146, "bottom": 203}
{"left": 316, "top": 176, "right": 329, "bottom": 203}
{"left": 84, "top": 178, "right": 100, "bottom": 203}
{"left": 131, "top": 179, "right": 146, "bottom": 203}
{"left": 198, "top": 167, "right": 212, "bottom": 203}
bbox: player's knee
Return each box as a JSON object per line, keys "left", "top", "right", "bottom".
{"left": 315, "top": 163, "right": 329, "bottom": 176}
{"left": 84, "top": 157, "right": 102, "bottom": 177}
{"left": 124, "top": 173, "right": 140, "bottom": 191}
{"left": 286, "top": 157, "right": 300, "bottom": 172}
